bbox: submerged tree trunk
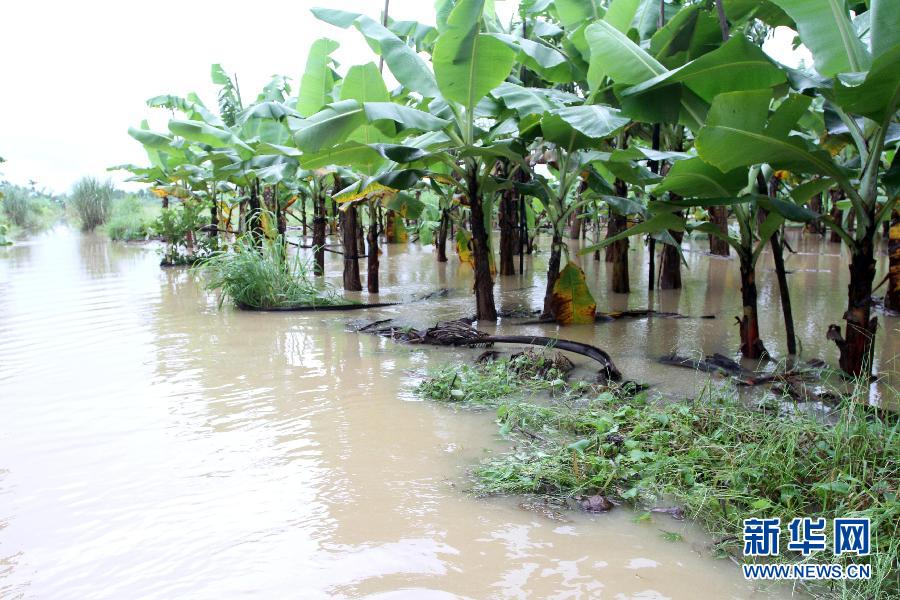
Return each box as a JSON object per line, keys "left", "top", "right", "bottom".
{"left": 709, "top": 207, "right": 731, "bottom": 256}
{"left": 806, "top": 193, "right": 825, "bottom": 235}
{"left": 760, "top": 175, "right": 797, "bottom": 355}
{"left": 313, "top": 194, "right": 326, "bottom": 276}
{"left": 609, "top": 179, "right": 630, "bottom": 294}
{"left": 468, "top": 168, "right": 497, "bottom": 321}
{"left": 341, "top": 205, "right": 362, "bottom": 292}
{"left": 658, "top": 229, "right": 683, "bottom": 290}
{"left": 738, "top": 254, "right": 767, "bottom": 359}
{"left": 367, "top": 203, "right": 379, "bottom": 294}
{"left": 829, "top": 189, "right": 844, "bottom": 243}
{"left": 886, "top": 207, "right": 900, "bottom": 312}
{"left": 499, "top": 187, "right": 519, "bottom": 276}
{"left": 436, "top": 209, "right": 449, "bottom": 262}
{"left": 829, "top": 231, "right": 878, "bottom": 377}
{"left": 541, "top": 232, "right": 563, "bottom": 320}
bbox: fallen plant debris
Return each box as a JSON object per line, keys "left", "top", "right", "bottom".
{"left": 359, "top": 318, "right": 622, "bottom": 380}
{"left": 414, "top": 361, "right": 899, "bottom": 600}
{"left": 658, "top": 353, "right": 831, "bottom": 388}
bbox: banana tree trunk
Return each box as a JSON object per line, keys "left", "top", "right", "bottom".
{"left": 436, "top": 209, "right": 449, "bottom": 263}
{"left": 541, "top": 231, "right": 563, "bottom": 320}
{"left": 829, "top": 189, "right": 844, "bottom": 243}
{"left": 806, "top": 193, "right": 825, "bottom": 235}
{"left": 468, "top": 169, "right": 497, "bottom": 321}
{"left": 761, "top": 176, "right": 797, "bottom": 355}
{"left": 367, "top": 203, "right": 379, "bottom": 293}
{"left": 341, "top": 205, "right": 362, "bottom": 292}
{"left": 709, "top": 207, "right": 730, "bottom": 256}
{"left": 313, "top": 194, "right": 326, "bottom": 276}
{"left": 886, "top": 208, "right": 900, "bottom": 312}
{"left": 738, "top": 254, "right": 767, "bottom": 359}
{"left": 499, "top": 188, "right": 519, "bottom": 275}
{"left": 658, "top": 228, "right": 683, "bottom": 289}
{"left": 385, "top": 209, "right": 401, "bottom": 243}
{"left": 829, "top": 230, "right": 878, "bottom": 376}
{"left": 609, "top": 179, "right": 630, "bottom": 294}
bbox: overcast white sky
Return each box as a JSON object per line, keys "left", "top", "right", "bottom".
{"left": 0, "top": 1, "right": 803, "bottom": 194}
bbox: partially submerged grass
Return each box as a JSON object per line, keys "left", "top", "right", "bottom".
{"left": 199, "top": 235, "right": 346, "bottom": 309}
{"left": 417, "top": 351, "right": 584, "bottom": 406}
{"left": 69, "top": 177, "right": 113, "bottom": 231}
{"left": 416, "top": 357, "right": 899, "bottom": 599}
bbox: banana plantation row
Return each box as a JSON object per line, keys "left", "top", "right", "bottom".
{"left": 119, "top": 0, "right": 899, "bottom": 379}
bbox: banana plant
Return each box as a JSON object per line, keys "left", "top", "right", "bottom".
{"left": 693, "top": 0, "right": 899, "bottom": 376}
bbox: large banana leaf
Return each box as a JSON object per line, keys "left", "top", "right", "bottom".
{"left": 870, "top": 0, "right": 900, "bottom": 61}
{"left": 551, "top": 262, "right": 597, "bottom": 325}
{"left": 168, "top": 119, "right": 254, "bottom": 158}
{"left": 293, "top": 101, "right": 448, "bottom": 153}
{"left": 312, "top": 8, "right": 440, "bottom": 99}
{"left": 296, "top": 38, "right": 340, "bottom": 117}
{"left": 586, "top": 20, "right": 666, "bottom": 86}
{"left": 695, "top": 91, "right": 849, "bottom": 185}
{"left": 653, "top": 157, "right": 747, "bottom": 198}
{"left": 341, "top": 63, "right": 392, "bottom": 148}
{"left": 771, "top": 0, "right": 870, "bottom": 77}
{"left": 432, "top": 0, "right": 517, "bottom": 113}
{"left": 553, "top": 0, "right": 602, "bottom": 28}
{"left": 489, "top": 34, "right": 575, "bottom": 83}
{"left": 831, "top": 46, "right": 900, "bottom": 122}
{"left": 492, "top": 82, "right": 564, "bottom": 118}
{"left": 622, "top": 37, "right": 785, "bottom": 102}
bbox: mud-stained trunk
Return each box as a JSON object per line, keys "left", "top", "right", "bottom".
{"left": 208, "top": 196, "right": 219, "bottom": 249}
{"left": 886, "top": 208, "right": 900, "bottom": 312}
{"left": 738, "top": 255, "right": 767, "bottom": 359}
{"left": 709, "top": 206, "right": 730, "bottom": 256}
{"left": 805, "top": 193, "right": 825, "bottom": 235}
{"left": 436, "top": 209, "right": 449, "bottom": 263}
{"left": 541, "top": 232, "right": 563, "bottom": 320}
{"left": 658, "top": 227, "right": 683, "bottom": 290}
{"left": 468, "top": 170, "right": 497, "bottom": 321}
{"left": 341, "top": 205, "right": 362, "bottom": 292}
{"left": 385, "top": 209, "right": 400, "bottom": 243}
{"left": 367, "top": 203, "right": 379, "bottom": 294}
{"left": 829, "top": 189, "right": 844, "bottom": 243}
{"left": 313, "top": 194, "right": 326, "bottom": 276}
{"left": 499, "top": 187, "right": 519, "bottom": 276}
{"left": 829, "top": 231, "right": 878, "bottom": 376}
{"left": 568, "top": 206, "right": 582, "bottom": 239}
{"left": 609, "top": 179, "right": 630, "bottom": 294}
{"left": 356, "top": 221, "right": 365, "bottom": 262}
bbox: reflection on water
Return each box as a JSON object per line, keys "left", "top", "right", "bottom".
{"left": 3, "top": 225, "right": 892, "bottom": 598}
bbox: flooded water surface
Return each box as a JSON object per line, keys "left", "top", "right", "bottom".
{"left": 2, "top": 227, "right": 894, "bottom": 599}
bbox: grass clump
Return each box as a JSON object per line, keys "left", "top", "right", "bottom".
{"left": 69, "top": 177, "right": 114, "bottom": 231}
{"left": 417, "top": 362, "right": 899, "bottom": 599}
{"left": 417, "top": 351, "right": 581, "bottom": 406}
{"left": 105, "top": 196, "right": 157, "bottom": 241}
{"left": 199, "top": 234, "right": 346, "bottom": 309}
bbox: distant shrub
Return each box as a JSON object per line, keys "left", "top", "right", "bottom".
{"left": 0, "top": 185, "right": 60, "bottom": 231}
{"left": 69, "top": 177, "right": 114, "bottom": 231}
{"left": 105, "top": 196, "right": 156, "bottom": 241}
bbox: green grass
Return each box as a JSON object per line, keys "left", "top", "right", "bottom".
{"left": 416, "top": 358, "right": 899, "bottom": 599}
{"left": 104, "top": 196, "right": 158, "bottom": 241}
{"left": 199, "top": 234, "right": 347, "bottom": 309}
{"left": 68, "top": 177, "right": 114, "bottom": 231}
{"left": 417, "top": 352, "right": 583, "bottom": 406}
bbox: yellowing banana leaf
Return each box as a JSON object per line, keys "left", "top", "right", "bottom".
{"left": 456, "top": 229, "right": 475, "bottom": 268}
{"left": 551, "top": 262, "right": 597, "bottom": 325}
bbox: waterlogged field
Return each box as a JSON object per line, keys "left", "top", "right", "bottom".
{"left": 0, "top": 228, "right": 864, "bottom": 599}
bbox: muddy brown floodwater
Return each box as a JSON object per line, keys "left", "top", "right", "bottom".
{"left": 1, "top": 226, "right": 895, "bottom": 599}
